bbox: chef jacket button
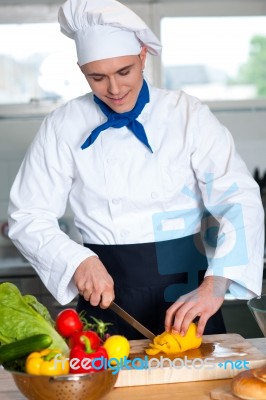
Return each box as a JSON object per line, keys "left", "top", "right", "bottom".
{"left": 151, "top": 192, "right": 159, "bottom": 199}
{"left": 112, "top": 198, "right": 120, "bottom": 205}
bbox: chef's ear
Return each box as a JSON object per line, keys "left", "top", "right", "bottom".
{"left": 139, "top": 47, "right": 147, "bottom": 70}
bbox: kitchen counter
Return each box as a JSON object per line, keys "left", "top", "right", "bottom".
{"left": 0, "top": 338, "right": 265, "bottom": 400}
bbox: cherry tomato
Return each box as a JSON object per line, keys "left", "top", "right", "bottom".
{"left": 56, "top": 308, "right": 83, "bottom": 338}
{"left": 68, "top": 330, "right": 101, "bottom": 350}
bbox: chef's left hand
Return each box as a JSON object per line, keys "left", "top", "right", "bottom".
{"left": 165, "top": 276, "right": 231, "bottom": 337}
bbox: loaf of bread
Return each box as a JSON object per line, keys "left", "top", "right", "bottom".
{"left": 231, "top": 365, "right": 266, "bottom": 400}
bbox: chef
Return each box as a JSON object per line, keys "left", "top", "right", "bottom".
{"left": 8, "top": 0, "right": 264, "bottom": 339}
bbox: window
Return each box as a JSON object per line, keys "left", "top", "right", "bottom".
{"left": 0, "top": 2, "right": 152, "bottom": 110}
{"left": 0, "top": 22, "right": 87, "bottom": 105}
{"left": 161, "top": 16, "right": 266, "bottom": 102}
{"left": 1, "top": 2, "right": 266, "bottom": 108}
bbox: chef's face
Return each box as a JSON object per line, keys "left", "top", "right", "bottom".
{"left": 80, "top": 47, "right": 147, "bottom": 113}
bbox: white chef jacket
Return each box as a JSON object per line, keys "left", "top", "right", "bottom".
{"left": 8, "top": 83, "right": 265, "bottom": 304}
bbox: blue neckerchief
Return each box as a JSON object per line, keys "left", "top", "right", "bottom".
{"left": 81, "top": 79, "right": 152, "bottom": 152}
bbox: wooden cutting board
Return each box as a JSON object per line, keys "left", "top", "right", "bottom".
{"left": 114, "top": 334, "right": 266, "bottom": 387}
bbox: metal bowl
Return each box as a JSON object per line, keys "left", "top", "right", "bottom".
{"left": 248, "top": 294, "right": 266, "bottom": 337}
{"left": 9, "top": 369, "right": 118, "bottom": 400}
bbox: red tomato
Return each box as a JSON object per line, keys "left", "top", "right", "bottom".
{"left": 56, "top": 308, "right": 83, "bottom": 338}
{"left": 68, "top": 330, "right": 101, "bottom": 350}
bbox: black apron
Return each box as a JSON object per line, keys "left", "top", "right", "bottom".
{"left": 77, "top": 233, "right": 226, "bottom": 339}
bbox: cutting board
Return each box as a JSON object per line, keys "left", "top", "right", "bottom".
{"left": 114, "top": 334, "right": 266, "bottom": 387}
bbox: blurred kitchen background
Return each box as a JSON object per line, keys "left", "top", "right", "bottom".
{"left": 0, "top": 0, "right": 265, "bottom": 337}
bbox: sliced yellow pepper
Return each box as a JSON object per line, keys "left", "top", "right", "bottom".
{"left": 25, "top": 348, "right": 69, "bottom": 376}
{"left": 145, "top": 323, "right": 202, "bottom": 355}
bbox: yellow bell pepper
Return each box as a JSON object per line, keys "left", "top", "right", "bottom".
{"left": 145, "top": 323, "right": 202, "bottom": 355}
{"left": 25, "top": 348, "right": 70, "bottom": 376}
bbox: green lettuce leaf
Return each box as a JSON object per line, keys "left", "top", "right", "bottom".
{"left": 0, "top": 282, "right": 69, "bottom": 356}
{"left": 23, "top": 294, "right": 54, "bottom": 326}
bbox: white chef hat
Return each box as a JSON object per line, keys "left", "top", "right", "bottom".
{"left": 58, "top": 0, "right": 162, "bottom": 66}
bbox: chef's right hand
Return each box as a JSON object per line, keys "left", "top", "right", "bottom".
{"left": 73, "top": 256, "right": 115, "bottom": 309}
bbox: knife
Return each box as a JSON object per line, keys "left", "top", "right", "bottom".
{"left": 109, "top": 301, "right": 155, "bottom": 340}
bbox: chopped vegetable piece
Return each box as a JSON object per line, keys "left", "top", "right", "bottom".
{"left": 145, "top": 323, "right": 202, "bottom": 355}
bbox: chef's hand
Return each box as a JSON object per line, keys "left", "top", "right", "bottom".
{"left": 165, "top": 276, "right": 231, "bottom": 337}
{"left": 73, "top": 256, "right": 115, "bottom": 309}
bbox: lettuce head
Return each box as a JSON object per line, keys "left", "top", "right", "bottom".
{"left": 0, "top": 282, "right": 69, "bottom": 356}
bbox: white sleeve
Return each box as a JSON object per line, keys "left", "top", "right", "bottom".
{"left": 8, "top": 115, "right": 97, "bottom": 304}
{"left": 190, "top": 102, "right": 265, "bottom": 299}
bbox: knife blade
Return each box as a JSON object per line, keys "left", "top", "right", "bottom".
{"left": 109, "top": 302, "right": 155, "bottom": 340}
